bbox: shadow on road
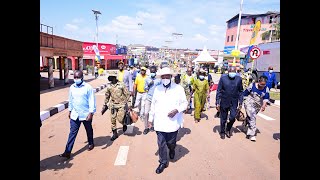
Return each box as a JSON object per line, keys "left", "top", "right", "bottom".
{"left": 40, "top": 136, "right": 111, "bottom": 172}
{"left": 124, "top": 126, "right": 142, "bottom": 137}
{"left": 200, "top": 112, "right": 209, "bottom": 120}
{"left": 213, "top": 125, "right": 245, "bottom": 135}
{"left": 171, "top": 144, "right": 190, "bottom": 163}
{"left": 273, "top": 133, "right": 280, "bottom": 140}
{"left": 176, "top": 127, "right": 191, "bottom": 142}
{"left": 154, "top": 144, "right": 190, "bottom": 163}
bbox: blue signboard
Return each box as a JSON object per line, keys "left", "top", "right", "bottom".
{"left": 223, "top": 46, "right": 235, "bottom": 55}
{"left": 116, "top": 47, "right": 127, "bottom": 55}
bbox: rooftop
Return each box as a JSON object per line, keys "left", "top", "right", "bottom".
{"left": 226, "top": 11, "right": 280, "bottom": 23}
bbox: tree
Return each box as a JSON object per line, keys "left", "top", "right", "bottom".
{"left": 261, "top": 22, "right": 280, "bottom": 41}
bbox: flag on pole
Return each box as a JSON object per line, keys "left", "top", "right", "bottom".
{"left": 92, "top": 45, "right": 101, "bottom": 62}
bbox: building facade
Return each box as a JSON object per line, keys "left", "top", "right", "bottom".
{"left": 224, "top": 11, "right": 280, "bottom": 54}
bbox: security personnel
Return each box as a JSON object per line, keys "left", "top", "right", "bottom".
{"left": 103, "top": 74, "right": 131, "bottom": 141}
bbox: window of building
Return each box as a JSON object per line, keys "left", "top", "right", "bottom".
{"left": 252, "top": 17, "right": 256, "bottom": 24}
{"left": 227, "top": 36, "right": 229, "bottom": 42}
{"left": 269, "top": 16, "right": 273, "bottom": 23}
{"left": 231, "top": 35, "right": 234, "bottom": 42}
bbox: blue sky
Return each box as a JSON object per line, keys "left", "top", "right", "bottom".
{"left": 40, "top": 0, "right": 279, "bottom": 50}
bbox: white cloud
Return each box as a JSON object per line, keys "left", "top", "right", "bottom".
{"left": 136, "top": 11, "right": 166, "bottom": 24}
{"left": 193, "top": 34, "right": 208, "bottom": 42}
{"left": 64, "top": 24, "right": 79, "bottom": 31}
{"left": 72, "top": 18, "right": 84, "bottom": 23}
{"left": 208, "top": 25, "right": 225, "bottom": 35}
{"left": 193, "top": 17, "right": 206, "bottom": 25}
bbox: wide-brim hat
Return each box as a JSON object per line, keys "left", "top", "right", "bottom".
{"left": 140, "top": 67, "right": 147, "bottom": 71}
{"left": 156, "top": 67, "right": 176, "bottom": 78}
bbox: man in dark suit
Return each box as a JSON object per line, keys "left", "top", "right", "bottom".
{"left": 216, "top": 66, "right": 243, "bottom": 139}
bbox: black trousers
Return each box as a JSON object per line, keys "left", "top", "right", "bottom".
{"left": 220, "top": 103, "right": 237, "bottom": 134}
{"left": 156, "top": 130, "right": 178, "bottom": 165}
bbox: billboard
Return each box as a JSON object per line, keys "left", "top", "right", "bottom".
{"left": 82, "top": 42, "right": 116, "bottom": 55}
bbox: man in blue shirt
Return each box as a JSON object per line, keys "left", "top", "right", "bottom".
{"left": 262, "top": 66, "right": 277, "bottom": 90}
{"left": 143, "top": 66, "right": 161, "bottom": 135}
{"left": 59, "top": 70, "right": 96, "bottom": 159}
{"left": 216, "top": 66, "right": 243, "bottom": 139}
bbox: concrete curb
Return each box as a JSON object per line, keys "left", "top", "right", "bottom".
{"left": 40, "top": 83, "right": 108, "bottom": 121}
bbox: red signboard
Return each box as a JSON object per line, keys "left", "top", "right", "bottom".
{"left": 263, "top": 50, "right": 270, "bottom": 55}
{"left": 82, "top": 42, "right": 116, "bottom": 55}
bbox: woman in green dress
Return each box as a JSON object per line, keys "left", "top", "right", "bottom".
{"left": 192, "top": 69, "right": 209, "bottom": 123}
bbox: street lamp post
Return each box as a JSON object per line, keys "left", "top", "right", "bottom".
{"left": 172, "top": 33, "right": 183, "bottom": 63}
{"left": 233, "top": 0, "right": 244, "bottom": 65}
{"left": 92, "top": 10, "right": 101, "bottom": 51}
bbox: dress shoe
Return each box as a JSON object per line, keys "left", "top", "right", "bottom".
{"left": 150, "top": 127, "right": 154, "bottom": 132}
{"left": 156, "top": 163, "right": 168, "bottom": 174}
{"left": 226, "top": 131, "right": 233, "bottom": 138}
{"left": 123, "top": 125, "right": 127, "bottom": 132}
{"left": 59, "top": 152, "right": 71, "bottom": 159}
{"left": 110, "top": 129, "right": 118, "bottom": 141}
{"left": 169, "top": 149, "right": 175, "bottom": 159}
{"left": 88, "top": 144, "right": 94, "bottom": 151}
{"left": 143, "top": 128, "right": 150, "bottom": 135}
{"left": 220, "top": 133, "right": 225, "bottom": 139}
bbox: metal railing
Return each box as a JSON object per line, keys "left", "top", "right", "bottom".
{"left": 40, "top": 23, "right": 53, "bottom": 48}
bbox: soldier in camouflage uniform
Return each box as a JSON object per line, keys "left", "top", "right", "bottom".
{"left": 103, "top": 74, "right": 131, "bottom": 141}
{"left": 180, "top": 67, "right": 194, "bottom": 113}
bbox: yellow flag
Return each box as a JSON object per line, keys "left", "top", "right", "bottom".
{"left": 249, "top": 20, "right": 261, "bottom": 45}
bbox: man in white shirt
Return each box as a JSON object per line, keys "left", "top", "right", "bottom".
{"left": 148, "top": 67, "right": 188, "bottom": 174}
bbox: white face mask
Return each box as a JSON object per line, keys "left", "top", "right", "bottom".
{"left": 269, "top": 70, "right": 273, "bottom": 73}
{"left": 162, "top": 79, "right": 171, "bottom": 86}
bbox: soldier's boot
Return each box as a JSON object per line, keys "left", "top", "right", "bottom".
{"left": 110, "top": 129, "right": 118, "bottom": 141}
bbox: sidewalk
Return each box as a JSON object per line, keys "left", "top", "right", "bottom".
{"left": 40, "top": 75, "right": 110, "bottom": 121}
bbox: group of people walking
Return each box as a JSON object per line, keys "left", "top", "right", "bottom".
{"left": 57, "top": 61, "right": 274, "bottom": 174}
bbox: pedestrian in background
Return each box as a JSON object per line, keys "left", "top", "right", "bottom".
{"left": 94, "top": 66, "right": 98, "bottom": 79}
{"left": 216, "top": 66, "right": 243, "bottom": 139}
{"left": 243, "top": 75, "right": 270, "bottom": 141}
{"left": 59, "top": 70, "right": 96, "bottom": 159}
{"left": 180, "top": 67, "right": 194, "bottom": 113}
{"left": 262, "top": 66, "right": 278, "bottom": 104}
{"left": 143, "top": 66, "right": 161, "bottom": 135}
{"left": 148, "top": 67, "right": 188, "bottom": 174}
{"left": 133, "top": 67, "right": 148, "bottom": 120}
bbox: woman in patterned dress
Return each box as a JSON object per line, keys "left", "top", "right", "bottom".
{"left": 243, "top": 75, "right": 270, "bottom": 141}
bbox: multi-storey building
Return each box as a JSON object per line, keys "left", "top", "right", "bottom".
{"left": 223, "top": 11, "right": 280, "bottom": 55}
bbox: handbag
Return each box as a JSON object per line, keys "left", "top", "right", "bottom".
{"left": 235, "top": 108, "right": 246, "bottom": 121}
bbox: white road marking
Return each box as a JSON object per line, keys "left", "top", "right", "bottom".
{"left": 257, "top": 113, "right": 275, "bottom": 121}
{"left": 114, "top": 146, "right": 129, "bottom": 166}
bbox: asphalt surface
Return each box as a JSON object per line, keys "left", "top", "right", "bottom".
{"left": 40, "top": 74, "right": 280, "bottom": 179}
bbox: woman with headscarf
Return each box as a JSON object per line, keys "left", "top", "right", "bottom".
{"left": 192, "top": 69, "right": 209, "bottom": 123}
{"left": 243, "top": 75, "right": 270, "bottom": 142}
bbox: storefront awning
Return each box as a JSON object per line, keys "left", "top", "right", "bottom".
{"left": 83, "top": 54, "right": 126, "bottom": 60}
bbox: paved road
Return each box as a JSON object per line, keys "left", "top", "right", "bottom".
{"left": 40, "top": 83, "right": 280, "bottom": 179}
